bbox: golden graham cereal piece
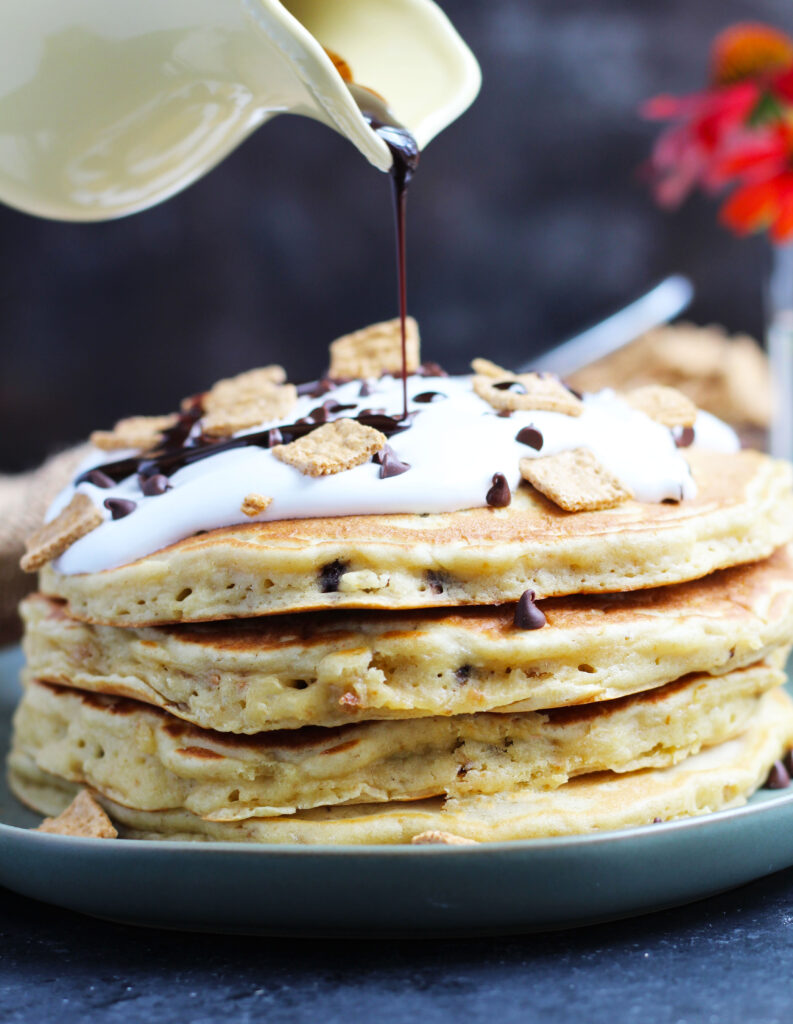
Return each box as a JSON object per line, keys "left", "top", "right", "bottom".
{"left": 328, "top": 317, "right": 420, "bottom": 379}
{"left": 202, "top": 385, "right": 297, "bottom": 438}
{"left": 90, "top": 414, "right": 178, "bottom": 452}
{"left": 624, "top": 385, "right": 698, "bottom": 428}
{"left": 411, "top": 831, "right": 479, "bottom": 845}
{"left": 21, "top": 494, "right": 103, "bottom": 573}
{"left": 240, "top": 494, "right": 273, "bottom": 517}
{"left": 520, "top": 448, "right": 632, "bottom": 512}
{"left": 473, "top": 373, "right": 583, "bottom": 416}
{"left": 470, "top": 357, "right": 511, "bottom": 378}
{"left": 35, "top": 789, "right": 117, "bottom": 838}
{"left": 273, "top": 418, "right": 387, "bottom": 476}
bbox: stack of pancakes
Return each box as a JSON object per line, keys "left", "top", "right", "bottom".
{"left": 9, "top": 335, "right": 793, "bottom": 844}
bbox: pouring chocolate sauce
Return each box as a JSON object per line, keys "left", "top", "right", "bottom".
{"left": 347, "top": 83, "right": 420, "bottom": 422}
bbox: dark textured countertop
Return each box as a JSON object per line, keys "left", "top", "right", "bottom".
{"left": 1, "top": 869, "right": 792, "bottom": 1023}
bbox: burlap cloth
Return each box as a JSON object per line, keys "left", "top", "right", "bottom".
{"left": 0, "top": 445, "right": 89, "bottom": 644}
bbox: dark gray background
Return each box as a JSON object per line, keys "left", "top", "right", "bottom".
{"left": 1, "top": 0, "right": 788, "bottom": 471}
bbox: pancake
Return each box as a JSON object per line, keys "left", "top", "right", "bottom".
{"left": 37, "top": 450, "right": 793, "bottom": 625}
{"left": 21, "top": 549, "right": 793, "bottom": 731}
{"left": 10, "top": 660, "right": 785, "bottom": 820}
{"left": 10, "top": 687, "right": 793, "bottom": 843}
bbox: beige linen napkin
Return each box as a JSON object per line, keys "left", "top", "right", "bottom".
{"left": 0, "top": 446, "right": 89, "bottom": 643}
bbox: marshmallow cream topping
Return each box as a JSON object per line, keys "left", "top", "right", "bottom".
{"left": 47, "top": 374, "right": 739, "bottom": 575}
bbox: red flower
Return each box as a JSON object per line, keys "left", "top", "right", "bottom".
{"left": 643, "top": 22, "right": 793, "bottom": 241}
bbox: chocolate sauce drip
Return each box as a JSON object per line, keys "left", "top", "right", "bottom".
{"left": 413, "top": 391, "right": 446, "bottom": 404}
{"left": 76, "top": 408, "right": 416, "bottom": 487}
{"left": 350, "top": 84, "right": 420, "bottom": 422}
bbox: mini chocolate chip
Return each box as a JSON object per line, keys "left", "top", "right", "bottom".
{"left": 297, "top": 378, "right": 336, "bottom": 398}
{"left": 104, "top": 497, "right": 137, "bottom": 520}
{"left": 379, "top": 446, "right": 411, "bottom": 479}
{"left": 486, "top": 473, "right": 511, "bottom": 508}
{"left": 359, "top": 408, "right": 387, "bottom": 418}
{"left": 764, "top": 760, "right": 791, "bottom": 789}
{"left": 497, "top": 409, "right": 513, "bottom": 418}
{"left": 426, "top": 571, "right": 445, "bottom": 595}
{"left": 266, "top": 427, "right": 283, "bottom": 447}
{"left": 652, "top": 817, "right": 663, "bottom": 824}
{"left": 515, "top": 426, "right": 543, "bottom": 450}
{"left": 417, "top": 361, "right": 449, "bottom": 377}
{"left": 413, "top": 391, "right": 446, "bottom": 404}
{"left": 319, "top": 560, "right": 347, "bottom": 593}
{"left": 455, "top": 665, "right": 471, "bottom": 683}
{"left": 514, "top": 590, "right": 546, "bottom": 630}
{"left": 139, "top": 473, "right": 171, "bottom": 496}
{"left": 86, "top": 469, "right": 115, "bottom": 489}
{"left": 493, "top": 380, "right": 527, "bottom": 394}
{"left": 359, "top": 380, "right": 375, "bottom": 397}
{"left": 675, "top": 426, "right": 696, "bottom": 448}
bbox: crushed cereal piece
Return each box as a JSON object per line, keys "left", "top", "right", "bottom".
{"left": 35, "top": 790, "right": 118, "bottom": 839}
{"left": 470, "top": 357, "right": 511, "bottom": 378}
{"left": 241, "top": 493, "right": 273, "bottom": 517}
{"left": 201, "top": 366, "right": 296, "bottom": 437}
{"left": 90, "top": 414, "right": 178, "bottom": 452}
{"left": 473, "top": 372, "right": 583, "bottom": 416}
{"left": 624, "top": 385, "right": 698, "bottom": 428}
{"left": 329, "top": 318, "right": 420, "bottom": 379}
{"left": 519, "top": 448, "right": 633, "bottom": 512}
{"left": 21, "top": 493, "right": 104, "bottom": 572}
{"left": 273, "top": 419, "right": 387, "bottom": 477}
{"left": 411, "top": 830, "right": 478, "bottom": 846}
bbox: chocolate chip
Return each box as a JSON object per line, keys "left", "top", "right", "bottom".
{"left": 378, "top": 445, "right": 411, "bottom": 478}
{"left": 86, "top": 469, "right": 115, "bottom": 489}
{"left": 493, "top": 380, "right": 527, "bottom": 394}
{"left": 514, "top": 590, "right": 546, "bottom": 630}
{"left": 359, "top": 380, "right": 375, "bottom": 397}
{"left": 266, "top": 427, "right": 283, "bottom": 447}
{"left": 455, "top": 665, "right": 471, "bottom": 683}
{"left": 764, "top": 760, "right": 791, "bottom": 789}
{"left": 139, "top": 473, "right": 171, "bottom": 496}
{"left": 497, "top": 409, "right": 513, "bottom": 418}
{"left": 515, "top": 426, "right": 543, "bottom": 451}
{"left": 675, "top": 426, "right": 696, "bottom": 448}
{"left": 426, "top": 571, "right": 445, "bottom": 595}
{"left": 417, "top": 361, "right": 449, "bottom": 377}
{"left": 486, "top": 473, "right": 511, "bottom": 508}
{"left": 652, "top": 817, "right": 663, "bottom": 824}
{"left": 297, "top": 378, "right": 336, "bottom": 398}
{"left": 319, "top": 560, "right": 347, "bottom": 593}
{"left": 103, "top": 497, "right": 137, "bottom": 520}
{"left": 359, "top": 408, "right": 387, "bottom": 418}
{"left": 413, "top": 391, "right": 446, "bottom": 404}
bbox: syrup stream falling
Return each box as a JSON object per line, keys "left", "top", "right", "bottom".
{"left": 348, "top": 84, "right": 420, "bottom": 421}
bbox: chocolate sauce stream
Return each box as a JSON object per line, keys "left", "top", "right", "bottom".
{"left": 349, "top": 85, "right": 420, "bottom": 421}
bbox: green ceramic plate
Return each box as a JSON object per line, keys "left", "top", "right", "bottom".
{"left": 1, "top": 644, "right": 793, "bottom": 935}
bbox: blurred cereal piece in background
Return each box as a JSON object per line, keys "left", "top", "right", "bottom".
{"left": 568, "top": 323, "right": 772, "bottom": 440}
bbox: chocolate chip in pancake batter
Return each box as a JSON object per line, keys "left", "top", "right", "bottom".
{"left": 764, "top": 760, "right": 791, "bottom": 789}
{"left": 514, "top": 589, "right": 546, "bottom": 630}
{"left": 319, "top": 560, "right": 348, "bottom": 593}
{"left": 486, "top": 473, "right": 511, "bottom": 507}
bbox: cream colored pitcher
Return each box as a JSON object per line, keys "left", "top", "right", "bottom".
{"left": 0, "top": 0, "right": 480, "bottom": 221}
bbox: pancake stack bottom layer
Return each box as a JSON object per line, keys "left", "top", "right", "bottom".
{"left": 9, "top": 354, "right": 793, "bottom": 843}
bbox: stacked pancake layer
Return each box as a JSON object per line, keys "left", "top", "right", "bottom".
{"left": 10, "top": 347, "right": 793, "bottom": 844}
